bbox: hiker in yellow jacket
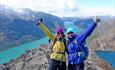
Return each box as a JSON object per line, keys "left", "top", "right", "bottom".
{"left": 37, "top": 19, "right": 67, "bottom": 70}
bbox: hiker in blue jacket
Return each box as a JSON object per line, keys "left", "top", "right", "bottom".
{"left": 66, "top": 17, "right": 100, "bottom": 70}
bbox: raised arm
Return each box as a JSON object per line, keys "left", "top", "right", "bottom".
{"left": 37, "top": 19, "right": 55, "bottom": 41}
{"left": 77, "top": 16, "right": 100, "bottom": 43}
{"left": 77, "top": 22, "right": 97, "bottom": 43}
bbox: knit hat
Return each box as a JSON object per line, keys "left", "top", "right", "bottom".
{"left": 66, "top": 28, "right": 74, "bottom": 33}
{"left": 56, "top": 27, "right": 64, "bottom": 33}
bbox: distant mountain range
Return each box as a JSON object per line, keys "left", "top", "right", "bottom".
{"left": 0, "top": 5, "right": 114, "bottom": 52}
{"left": 0, "top": 5, "right": 64, "bottom": 52}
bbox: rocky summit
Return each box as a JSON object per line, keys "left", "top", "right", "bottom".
{"left": 0, "top": 44, "right": 113, "bottom": 70}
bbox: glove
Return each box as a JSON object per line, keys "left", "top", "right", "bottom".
{"left": 94, "top": 16, "right": 101, "bottom": 23}
{"left": 36, "top": 18, "right": 43, "bottom": 25}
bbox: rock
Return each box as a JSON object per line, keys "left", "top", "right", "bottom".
{"left": 0, "top": 44, "right": 113, "bottom": 70}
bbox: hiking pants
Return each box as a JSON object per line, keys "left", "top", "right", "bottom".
{"left": 68, "top": 62, "right": 84, "bottom": 70}
{"left": 48, "top": 59, "right": 66, "bottom": 70}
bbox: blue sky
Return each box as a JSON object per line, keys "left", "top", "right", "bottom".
{"left": 77, "top": 0, "right": 115, "bottom": 7}
{"left": 0, "top": 0, "right": 115, "bottom": 17}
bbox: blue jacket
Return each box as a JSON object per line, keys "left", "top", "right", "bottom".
{"left": 67, "top": 22, "right": 97, "bottom": 64}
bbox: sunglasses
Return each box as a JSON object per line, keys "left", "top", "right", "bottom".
{"left": 57, "top": 32, "right": 64, "bottom": 34}
{"left": 67, "top": 32, "right": 73, "bottom": 34}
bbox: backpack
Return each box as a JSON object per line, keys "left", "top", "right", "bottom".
{"left": 75, "top": 39, "right": 89, "bottom": 59}
{"left": 47, "top": 38, "right": 67, "bottom": 64}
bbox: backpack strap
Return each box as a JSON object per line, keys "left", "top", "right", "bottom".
{"left": 63, "top": 39, "right": 67, "bottom": 52}
{"left": 51, "top": 37, "right": 57, "bottom": 53}
{"left": 75, "top": 39, "right": 88, "bottom": 58}
{"left": 75, "top": 39, "right": 82, "bottom": 50}
{"left": 60, "top": 39, "right": 67, "bottom": 65}
{"left": 48, "top": 38, "right": 57, "bottom": 64}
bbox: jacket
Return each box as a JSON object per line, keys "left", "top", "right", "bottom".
{"left": 68, "top": 22, "right": 97, "bottom": 64}
{"left": 38, "top": 23, "right": 67, "bottom": 62}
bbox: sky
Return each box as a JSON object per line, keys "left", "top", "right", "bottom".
{"left": 0, "top": 0, "right": 115, "bottom": 17}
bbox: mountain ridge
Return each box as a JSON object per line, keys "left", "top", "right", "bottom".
{"left": 0, "top": 5, "right": 64, "bottom": 52}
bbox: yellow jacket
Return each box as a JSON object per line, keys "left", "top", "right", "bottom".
{"left": 38, "top": 23, "right": 66, "bottom": 62}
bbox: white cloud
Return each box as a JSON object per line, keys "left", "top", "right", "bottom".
{"left": 0, "top": 0, "right": 114, "bottom": 17}
{"left": 80, "top": 7, "right": 115, "bottom": 17}
{"left": 0, "top": 0, "right": 67, "bottom": 10}
{"left": 65, "top": 0, "right": 77, "bottom": 10}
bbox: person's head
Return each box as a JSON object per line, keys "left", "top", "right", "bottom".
{"left": 56, "top": 27, "right": 64, "bottom": 39}
{"left": 66, "top": 28, "right": 74, "bottom": 38}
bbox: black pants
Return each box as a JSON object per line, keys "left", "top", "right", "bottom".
{"left": 48, "top": 59, "right": 66, "bottom": 70}
{"left": 68, "top": 62, "right": 84, "bottom": 70}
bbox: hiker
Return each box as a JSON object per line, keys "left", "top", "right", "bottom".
{"left": 36, "top": 19, "right": 67, "bottom": 70}
{"left": 66, "top": 17, "right": 100, "bottom": 70}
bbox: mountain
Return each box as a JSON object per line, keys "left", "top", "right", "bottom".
{"left": 89, "top": 17, "right": 115, "bottom": 51}
{"left": 62, "top": 17, "right": 94, "bottom": 29}
{"left": 1, "top": 4, "right": 114, "bottom": 52}
{"left": 0, "top": 5, "right": 64, "bottom": 52}
{"left": 0, "top": 45, "right": 112, "bottom": 70}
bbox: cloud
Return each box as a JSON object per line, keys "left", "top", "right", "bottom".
{"left": 0, "top": 0, "right": 77, "bottom": 11}
{"left": 80, "top": 7, "right": 115, "bottom": 17}
{"left": 0, "top": 0, "right": 79, "bottom": 16}
{"left": 0, "top": 0, "right": 114, "bottom": 17}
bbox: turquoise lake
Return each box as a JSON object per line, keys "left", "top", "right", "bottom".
{"left": 1, "top": 37, "right": 115, "bottom": 69}
{"left": 96, "top": 51, "right": 115, "bottom": 68}
{"left": 0, "top": 37, "right": 48, "bottom": 64}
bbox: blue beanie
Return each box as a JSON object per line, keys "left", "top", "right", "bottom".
{"left": 66, "top": 28, "right": 74, "bottom": 33}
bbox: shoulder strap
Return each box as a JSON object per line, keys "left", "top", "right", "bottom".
{"left": 60, "top": 39, "right": 67, "bottom": 65}
{"left": 63, "top": 39, "right": 67, "bottom": 53}
{"left": 75, "top": 39, "right": 89, "bottom": 58}
{"left": 51, "top": 37, "right": 57, "bottom": 50}
{"left": 63, "top": 39, "right": 66, "bottom": 47}
{"left": 75, "top": 39, "right": 83, "bottom": 52}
